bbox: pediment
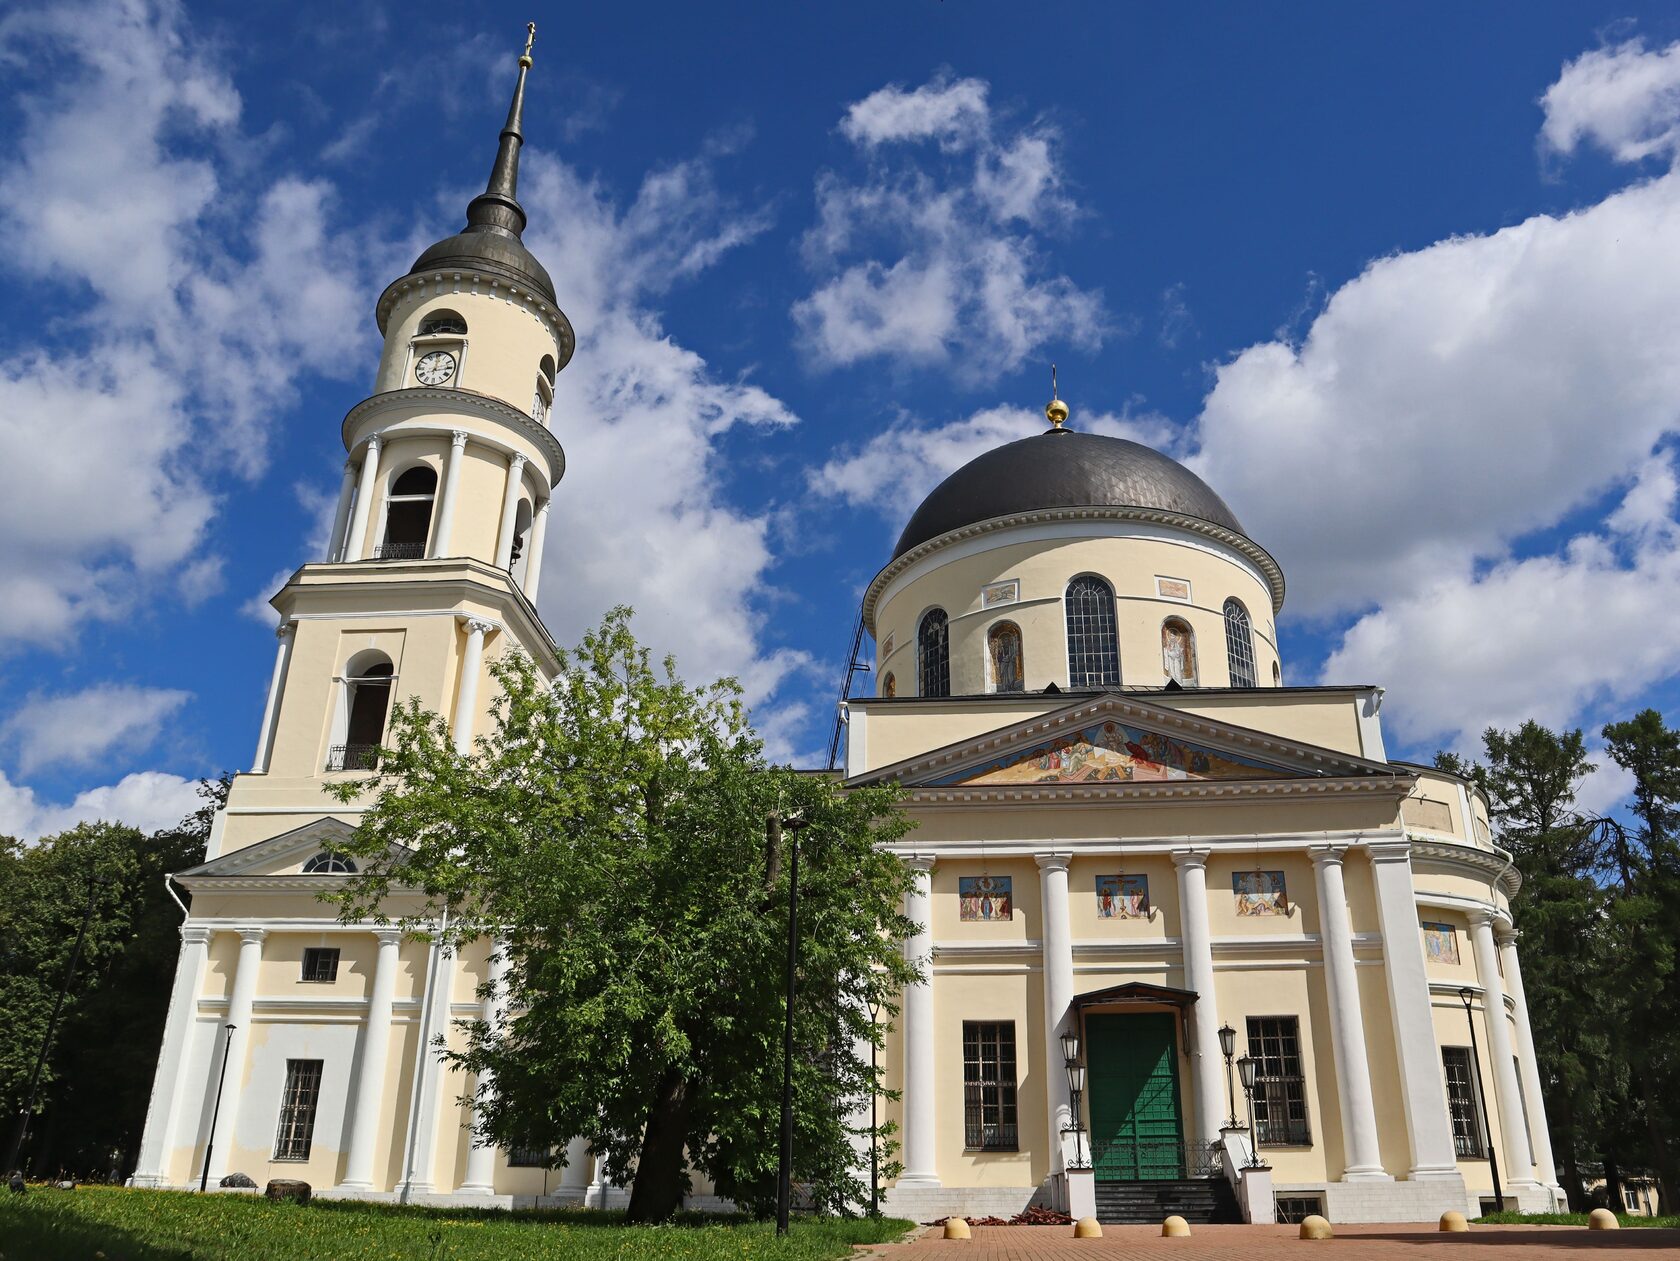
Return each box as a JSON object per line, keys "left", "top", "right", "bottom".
{"left": 180, "top": 817, "right": 366, "bottom": 880}
{"left": 850, "top": 693, "right": 1400, "bottom": 793}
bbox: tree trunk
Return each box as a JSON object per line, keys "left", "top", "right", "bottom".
{"left": 1642, "top": 1093, "right": 1676, "bottom": 1217}
{"left": 1555, "top": 1095, "right": 1587, "bottom": 1210}
{"left": 626, "top": 1067, "right": 692, "bottom": 1223}
{"left": 1604, "top": 1150, "right": 1624, "bottom": 1213}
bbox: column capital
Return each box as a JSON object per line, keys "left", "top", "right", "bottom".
{"left": 507, "top": 451, "right": 528, "bottom": 472}
{"left": 343, "top": 457, "right": 357, "bottom": 474}
{"left": 1365, "top": 838, "right": 1413, "bottom": 864}
{"left": 1171, "top": 846, "right": 1211, "bottom": 870}
{"left": 450, "top": 429, "right": 470, "bottom": 449}
{"left": 373, "top": 927, "right": 405, "bottom": 947}
{"left": 236, "top": 926, "right": 268, "bottom": 946}
{"left": 275, "top": 620, "right": 294, "bottom": 641}
{"left": 459, "top": 615, "right": 497, "bottom": 638}
{"left": 1308, "top": 843, "right": 1349, "bottom": 868}
{"left": 180, "top": 924, "right": 214, "bottom": 946}
{"left": 534, "top": 495, "right": 551, "bottom": 517}
{"left": 904, "top": 853, "right": 938, "bottom": 873}
{"left": 1494, "top": 923, "right": 1520, "bottom": 947}
{"left": 1465, "top": 906, "right": 1498, "bottom": 930}
{"left": 1034, "top": 851, "right": 1073, "bottom": 873}
{"left": 363, "top": 433, "right": 383, "bottom": 455}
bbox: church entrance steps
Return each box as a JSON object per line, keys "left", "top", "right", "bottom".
{"left": 1093, "top": 1177, "right": 1240, "bottom": 1224}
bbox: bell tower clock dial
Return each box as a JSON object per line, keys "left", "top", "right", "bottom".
{"left": 415, "top": 349, "right": 457, "bottom": 386}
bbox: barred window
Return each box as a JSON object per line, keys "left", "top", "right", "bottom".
{"left": 962, "top": 1022, "right": 1018, "bottom": 1150}
{"left": 1065, "top": 576, "right": 1120, "bottom": 687}
{"left": 1224, "top": 598, "right": 1257, "bottom": 688}
{"left": 918, "top": 609, "right": 950, "bottom": 698}
{"left": 508, "top": 1143, "right": 553, "bottom": 1168}
{"left": 1442, "top": 1046, "right": 1485, "bottom": 1158}
{"left": 300, "top": 948, "right": 339, "bottom": 983}
{"left": 302, "top": 851, "right": 357, "bottom": 874}
{"left": 1246, "top": 1016, "right": 1311, "bottom": 1146}
{"left": 273, "top": 1059, "right": 324, "bottom": 1161}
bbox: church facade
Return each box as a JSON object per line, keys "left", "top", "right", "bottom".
{"left": 130, "top": 40, "right": 1564, "bottom": 1225}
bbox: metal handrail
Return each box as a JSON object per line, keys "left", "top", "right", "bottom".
{"left": 373, "top": 541, "right": 426, "bottom": 560}
{"left": 1091, "top": 1137, "right": 1221, "bottom": 1179}
{"left": 327, "top": 743, "right": 380, "bottom": 772}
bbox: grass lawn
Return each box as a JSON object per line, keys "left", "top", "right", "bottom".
{"left": 0, "top": 1186, "right": 915, "bottom": 1261}
{"left": 1476, "top": 1210, "right": 1680, "bottom": 1228}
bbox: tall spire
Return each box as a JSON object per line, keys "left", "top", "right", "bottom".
{"left": 465, "top": 22, "right": 536, "bottom": 239}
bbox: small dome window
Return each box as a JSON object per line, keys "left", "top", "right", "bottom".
{"left": 532, "top": 354, "right": 558, "bottom": 423}
{"left": 917, "top": 609, "right": 950, "bottom": 698}
{"left": 1065, "top": 576, "right": 1119, "bottom": 687}
{"left": 419, "top": 311, "right": 467, "bottom": 336}
{"left": 1224, "top": 599, "right": 1257, "bottom": 689}
{"left": 302, "top": 851, "right": 357, "bottom": 874}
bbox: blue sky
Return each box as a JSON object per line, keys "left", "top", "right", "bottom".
{"left": 5, "top": 0, "right": 1680, "bottom": 836}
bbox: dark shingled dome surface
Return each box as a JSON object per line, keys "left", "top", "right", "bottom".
{"left": 893, "top": 428, "right": 1247, "bottom": 559}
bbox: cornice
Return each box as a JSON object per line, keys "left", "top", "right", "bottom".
{"left": 375, "top": 270, "right": 575, "bottom": 371}
{"left": 341, "top": 388, "right": 565, "bottom": 486}
{"left": 900, "top": 775, "right": 1406, "bottom": 808}
{"left": 862, "top": 505, "right": 1287, "bottom": 631}
{"left": 1409, "top": 835, "right": 1521, "bottom": 896}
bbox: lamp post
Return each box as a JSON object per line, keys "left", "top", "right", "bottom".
{"left": 3, "top": 870, "right": 108, "bottom": 1177}
{"left": 1060, "top": 1029, "right": 1088, "bottom": 1171}
{"left": 1237, "top": 1054, "right": 1266, "bottom": 1168}
{"left": 1458, "top": 987, "right": 1503, "bottom": 1215}
{"left": 773, "top": 810, "right": 810, "bottom": 1238}
{"left": 1218, "top": 1023, "right": 1239, "bottom": 1129}
{"left": 867, "top": 997, "right": 881, "bottom": 1218}
{"left": 199, "top": 1023, "right": 238, "bottom": 1192}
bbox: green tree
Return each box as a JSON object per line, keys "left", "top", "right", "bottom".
{"left": 330, "top": 608, "right": 918, "bottom": 1222}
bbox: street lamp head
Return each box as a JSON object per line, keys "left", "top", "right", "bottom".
{"left": 1059, "top": 1030, "right": 1081, "bottom": 1063}
{"left": 1218, "top": 1023, "right": 1236, "bottom": 1059}
{"left": 1458, "top": 986, "right": 1474, "bottom": 1011}
{"left": 1237, "top": 1053, "right": 1258, "bottom": 1091}
{"left": 1065, "top": 1062, "right": 1086, "bottom": 1094}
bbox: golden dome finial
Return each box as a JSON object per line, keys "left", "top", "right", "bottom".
{"left": 520, "top": 21, "right": 536, "bottom": 68}
{"left": 1046, "top": 363, "right": 1069, "bottom": 429}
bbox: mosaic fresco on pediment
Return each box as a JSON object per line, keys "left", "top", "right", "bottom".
{"left": 932, "top": 720, "right": 1294, "bottom": 786}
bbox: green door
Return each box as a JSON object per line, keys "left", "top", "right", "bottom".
{"left": 1087, "top": 1012, "right": 1186, "bottom": 1181}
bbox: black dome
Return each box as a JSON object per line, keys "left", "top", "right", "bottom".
{"left": 408, "top": 226, "right": 555, "bottom": 305}
{"left": 893, "top": 428, "right": 1247, "bottom": 559}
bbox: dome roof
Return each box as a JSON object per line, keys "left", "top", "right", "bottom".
{"left": 893, "top": 427, "right": 1248, "bottom": 559}
{"left": 408, "top": 226, "right": 555, "bottom": 305}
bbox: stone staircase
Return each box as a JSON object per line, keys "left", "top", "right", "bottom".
{"left": 1094, "top": 1177, "right": 1243, "bottom": 1224}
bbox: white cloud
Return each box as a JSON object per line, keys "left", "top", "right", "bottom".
{"left": 0, "top": 0, "right": 384, "bottom": 648}
{"left": 1541, "top": 37, "right": 1680, "bottom": 163}
{"left": 794, "top": 73, "right": 1105, "bottom": 379}
{"left": 3, "top": 684, "right": 191, "bottom": 776}
{"left": 813, "top": 404, "right": 1178, "bottom": 527}
{"left": 0, "top": 767, "right": 203, "bottom": 842}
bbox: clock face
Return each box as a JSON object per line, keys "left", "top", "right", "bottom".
{"left": 416, "top": 350, "right": 457, "bottom": 386}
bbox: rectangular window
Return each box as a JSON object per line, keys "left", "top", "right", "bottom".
{"left": 1246, "top": 1016, "right": 1311, "bottom": 1146}
{"left": 1275, "top": 1195, "right": 1324, "bottom": 1224}
{"left": 962, "top": 1021, "right": 1018, "bottom": 1151}
{"left": 273, "top": 1059, "right": 324, "bottom": 1161}
{"left": 508, "top": 1143, "right": 553, "bottom": 1168}
{"left": 1441, "top": 1046, "right": 1485, "bottom": 1158}
{"left": 300, "top": 947, "right": 340, "bottom": 983}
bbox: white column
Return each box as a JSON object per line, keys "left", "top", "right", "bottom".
{"left": 1309, "top": 845, "right": 1389, "bottom": 1180}
{"left": 1172, "top": 848, "right": 1226, "bottom": 1150}
{"left": 899, "top": 855, "right": 939, "bottom": 1187}
{"left": 559, "top": 1136, "right": 593, "bottom": 1197}
{"left": 340, "top": 928, "right": 403, "bottom": 1191}
{"left": 1468, "top": 910, "right": 1538, "bottom": 1188}
{"left": 328, "top": 461, "right": 357, "bottom": 561}
{"left": 523, "top": 497, "right": 550, "bottom": 602}
{"left": 429, "top": 431, "right": 469, "bottom": 559}
{"left": 343, "top": 435, "right": 383, "bottom": 562}
{"left": 1498, "top": 926, "right": 1561, "bottom": 1202}
{"left": 250, "top": 622, "right": 295, "bottom": 773}
{"left": 207, "top": 927, "right": 265, "bottom": 1182}
{"left": 460, "top": 941, "right": 510, "bottom": 1194}
{"left": 1036, "top": 853, "right": 1074, "bottom": 1181}
{"left": 403, "top": 938, "right": 457, "bottom": 1196}
{"left": 132, "top": 924, "right": 213, "bottom": 1186}
{"left": 452, "top": 618, "right": 494, "bottom": 754}
{"left": 1366, "top": 841, "right": 1461, "bottom": 1180}
{"left": 494, "top": 453, "right": 528, "bottom": 570}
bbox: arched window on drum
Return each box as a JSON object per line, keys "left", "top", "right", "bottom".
{"left": 1064, "top": 576, "right": 1119, "bottom": 687}
{"left": 987, "top": 622, "right": 1024, "bottom": 693}
{"left": 917, "top": 609, "right": 950, "bottom": 698}
{"left": 1224, "top": 598, "right": 1258, "bottom": 689}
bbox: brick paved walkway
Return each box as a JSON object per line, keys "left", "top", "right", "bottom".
{"left": 870, "top": 1222, "right": 1680, "bottom": 1259}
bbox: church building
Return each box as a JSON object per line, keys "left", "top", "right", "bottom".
{"left": 130, "top": 37, "right": 1563, "bottom": 1225}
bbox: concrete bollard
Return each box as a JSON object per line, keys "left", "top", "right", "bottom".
{"left": 1073, "top": 1217, "right": 1102, "bottom": 1238}
{"left": 1162, "top": 1214, "right": 1191, "bottom": 1237}
{"left": 1588, "top": 1208, "right": 1620, "bottom": 1230}
{"left": 1299, "top": 1214, "right": 1333, "bottom": 1240}
{"left": 1439, "top": 1211, "right": 1469, "bottom": 1232}
{"left": 943, "top": 1218, "right": 972, "bottom": 1240}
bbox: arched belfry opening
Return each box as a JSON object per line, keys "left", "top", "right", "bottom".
{"left": 380, "top": 466, "right": 437, "bottom": 560}
{"left": 331, "top": 651, "right": 394, "bottom": 771}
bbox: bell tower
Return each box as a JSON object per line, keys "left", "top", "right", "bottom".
{"left": 214, "top": 26, "right": 570, "bottom": 861}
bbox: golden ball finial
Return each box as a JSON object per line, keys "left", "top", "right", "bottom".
{"left": 1046, "top": 397, "right": 1069, "bottom": 427}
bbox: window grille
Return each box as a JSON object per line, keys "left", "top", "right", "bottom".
{"left": 1224, "top": 598, "right": 1257, "bottom": 688}
{"left": 508, "top": 1143, "right": 553, "bottom": 1167}
{"left": 917, "top": 609, "right": 950, "bottom": 698}
{"left": 1441, "top": 1046, "right": 1485, "bottom": 1158}
{"left": 1275, "top": 1195, "right": 1324, "bottom": 1224}
{"left": 1064, "top": 576, "right": 1120, "bottom": 686}
{"left": 962, "top": 1022, "right": 1018, "bottom": 1150}
{"left": 273, "top": 1059, "right": 324, "bottom": 1161}
{"left": 301, "top": 851, "right": 357, "bottom": 875}
{"left": 1246, "top": 1016, "right": 1312, "bottom": 1146}
{"left": 300, "top": 947, "right": 340, "bottom": 983}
